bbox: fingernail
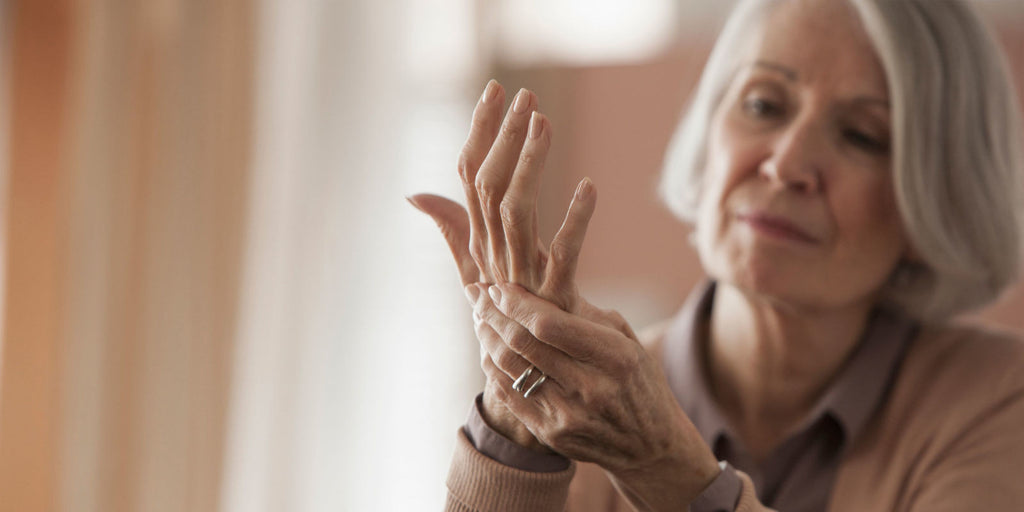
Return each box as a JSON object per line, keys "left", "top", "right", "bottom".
{"left": 464, "top": 284, "right": 480, "bottom": 304}
{"left": 488, "top": 285, "right": 502, "bottom": 304}
{"left": 405, "top": 195, "right": 424, "bottom": 212}
{"left": 575, "top": 178, "right": 592, "bottom": 200}
{"left": 481, "top": 79, "right": 499, "bottom": 104}
{"left": 528, "top": 111, "right": 543, "bottom": 139}
{"left": 512, "top": 89, "right": 530, "bottom": 114}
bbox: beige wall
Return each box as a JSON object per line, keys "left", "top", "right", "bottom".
{"left": 495, "top": 20, "right": 1024, "bottom": 331}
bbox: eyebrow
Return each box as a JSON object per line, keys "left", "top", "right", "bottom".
{"left": 851, "top": 97, "right": 891, "bottom": 111}
{"left": 751, "top": 60, "right": 891, "bottom": 109}
{"left": 753, "top": 60, "right": 797, "bottom": 81}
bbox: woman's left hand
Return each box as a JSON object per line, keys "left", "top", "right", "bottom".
{"left": 469, "top": 281, "right": 722, "bottom": 511}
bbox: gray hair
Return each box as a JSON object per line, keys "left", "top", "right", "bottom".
{"left": 659, "top": 0, "right": 1024, "bottom": 320}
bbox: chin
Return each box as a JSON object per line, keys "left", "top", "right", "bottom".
{"left": 707, "top": 252, "right": 830, "bottom": 313}
{"left": 727, "top": 266, "right": 887, "bottom": 316}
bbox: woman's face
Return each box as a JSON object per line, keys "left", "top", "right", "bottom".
{"left": 696, "top": 0, "right": 908, "bottom": 313}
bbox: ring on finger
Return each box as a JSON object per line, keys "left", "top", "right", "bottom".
{"left": 523, "top": 374, "right": 546, "bottom": 398}
{"left": 512, "top": 366, "right": 534, "bottom": 392}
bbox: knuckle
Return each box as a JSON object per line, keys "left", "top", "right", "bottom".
{"left": 531, "top": 313, "right": 558, "bottom": 342}
{"left": 609, "top": 311, "right": 629, "bottom": 333}
{"left": 518, "top": 148, "right": 541, "bottom": 169}
{"left": 499, "top": 199, "right": 529, "bottom": 229}
{"left": 607, "top": 310, "right": 626, "bottom": 325}
{"left": 507, "top": 328, "right": 536, "bottom": 355}
{"left": 470, "top": 247, "right": 488, "bottom": 270}
{"left": 495, "top": 347, "right": 519, "bottom": 372}
{"left": 456, "top": 150, "right": 479, "bottom": 183}
{"left": 500, "top": 120, "right": 525, "bottom": 141}
{"left": 549, "top": 240, "right": 573, "bottom": 266}
{"left": 480, "top": 355, "right": 498, "bottom": 378}
{"left": 602, "top": 308, "right": 636, "bottom": 338}
{"left": 610, "top": 348, "right": 640, "bottom": 376}
{"left": 468, "top": 234, "right": 487, "bottom": 258}
{"left": 475, "top": 177, "right": 501, "bottom": 210}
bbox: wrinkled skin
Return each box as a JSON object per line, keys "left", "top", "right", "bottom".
{"left": 410, "top": 81, "right": 720, "bottom": 511}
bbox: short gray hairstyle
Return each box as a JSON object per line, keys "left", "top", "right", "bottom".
{"left": 659, "top": 0, "right": 1024, "bottom": 320}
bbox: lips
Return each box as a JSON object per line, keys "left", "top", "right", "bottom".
{"left": 736, "top": 211, "right": 820, "bottom": 244}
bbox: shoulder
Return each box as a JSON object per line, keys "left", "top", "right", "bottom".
{"left": 879, "top": 321, "right": 1024, "bottom": 451}
{"left": 900, "top": 321, "right": 1024, "bottom": 397}
{"left": 836, "top": 322, "right": 1024, "bottom": 507}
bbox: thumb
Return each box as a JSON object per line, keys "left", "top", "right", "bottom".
{"left": 407, "top": 193, "right": 480, "bottom": 286}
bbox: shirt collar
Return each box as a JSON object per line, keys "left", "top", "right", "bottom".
{"left": 662, "top": 281, "right": 917, "bottom": 450}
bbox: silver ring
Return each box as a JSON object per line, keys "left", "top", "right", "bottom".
{"left": 523, "top": 374, "right": 546, "bottom": 398}
{"left": 512, "top": 366, "right": 534, "bottom": 393}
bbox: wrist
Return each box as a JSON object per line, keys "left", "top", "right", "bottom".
{"left": 610, "top": 454, "right": 721, "bottom": 512}
{"left": 608, "top": 413, "right": 721, "bottom": 511}
{"left": 481, "top": 387, "right": 553, "bottom": 454}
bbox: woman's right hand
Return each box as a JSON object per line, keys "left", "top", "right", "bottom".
{"left": 409, "top": 80, "right": 607, "bottom": 451}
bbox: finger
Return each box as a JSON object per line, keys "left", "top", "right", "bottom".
{"left": 459, "top": 80, "right": 506, "bottom": 282}
{"left": 476, "top": 88, "right": 537, "bottom": 282}
{"left": 488, "top": 283, "right": 628, "bottom": 367}
{"left": 475, "top": 308, "right": 541, "bottom": 387}
{"left": 472, "top": 283, "right": 576, "bottom": 384}
{"left": 541, "top": 178, "right": 596, "bottom": 310}
{"left": 502, "top": 111, "right": 550, "bottom": 288}
{"left": 407, "top": 194, "right": 480, "bottom": 285}
{"left": 480, "top": 354, "right": 551, "bottom": 426}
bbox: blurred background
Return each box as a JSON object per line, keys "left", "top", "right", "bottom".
{"left": 0, "top": 0, "right": 1022, "bottom": 511}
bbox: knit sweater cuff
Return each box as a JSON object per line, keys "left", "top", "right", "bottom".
{"left": 734, "top": 470, "right": 776, "bottom": 512}
{"left": 446, "top": 428, "right": 576, "bottom": 511}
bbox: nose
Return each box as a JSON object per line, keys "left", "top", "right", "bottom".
{"left": 760, "top": 118, "right": 822, "bottom": 194}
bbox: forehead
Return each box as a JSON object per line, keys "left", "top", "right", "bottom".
{"left": 750, "top": 0, "right": 889, "bottom": 98}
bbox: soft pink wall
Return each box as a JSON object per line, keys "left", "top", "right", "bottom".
{"left": 495, "top": 24, "right": 1024, "bottom": 331}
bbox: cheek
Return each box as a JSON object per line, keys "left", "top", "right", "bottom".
{"left": 827, "top": 175, "right": 908, "bottom": 287}
{"left": 832, "top": 176, "right": 903, "bottom": 246}
{"left": 694, "top": 120, "right": 764, "bottom": 272}
{"left": 700, "top": 123, "right": 763, "bottom": 215}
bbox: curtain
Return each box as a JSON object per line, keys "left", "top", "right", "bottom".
{"left": 0, "top": 1, "right": 253, "bottom": 511}
{"left": 221, "top": 0, "right": 482, "bottom": 509}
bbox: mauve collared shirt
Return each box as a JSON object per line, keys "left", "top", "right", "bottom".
{"left": 465, "top": 281, "right": 918, "bottom": 511}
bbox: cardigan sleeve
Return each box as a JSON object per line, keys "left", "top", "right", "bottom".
{"left": 460, "top": 394, "right": 751, "bottom": 511}
{"left": 445, "top": 428, "right": 576, "bottom": 512}
{"left": 449, "top": 426, "right": 782, "bottom": 512}
{"left": 449, "top": 395, "right": 776, "bottom": 512}
{"left": 463, "top": 393, "right": 570, "bottom": 473}
{"left": 732, "top": 471, "right": 778, "bottom": 512}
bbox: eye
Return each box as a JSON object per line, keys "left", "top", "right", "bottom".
{"left": 843, "top": 128, "right": 890, "bottom": 154}
{"left": 742, "top": 97, "right": 783, "bottom": 118}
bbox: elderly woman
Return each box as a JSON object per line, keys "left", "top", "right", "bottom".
{"left": 410, "top": 0, "right": 1024, "bottom": 510}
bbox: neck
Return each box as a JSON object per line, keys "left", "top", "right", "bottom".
{"left": 707, "top": 283, "right": 872, "bottom": 447}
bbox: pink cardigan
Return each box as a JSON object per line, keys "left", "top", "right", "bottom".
{"left": 445, "top": 321, "right": 1024, "bottom": 511}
